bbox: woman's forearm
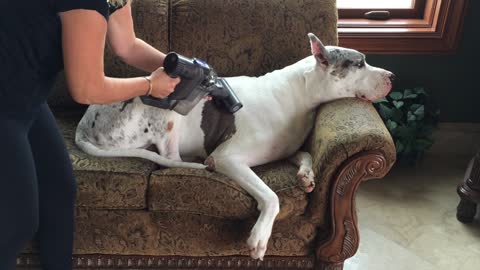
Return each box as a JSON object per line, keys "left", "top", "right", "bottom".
{"left": 120, "top": 38, "right": 166, "bottom": 73}
{"left": 73, "top": 76, "right": 149, "bottom": 105}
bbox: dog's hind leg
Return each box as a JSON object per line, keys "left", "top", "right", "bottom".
{"left": 75, "top": 137, "right": 206, "bottom": 169}
{"left": 212, "top": 156, "right": 279, "bottom": 261}
{"left": 288, "top": 151, "right": 315, "bottom": 193}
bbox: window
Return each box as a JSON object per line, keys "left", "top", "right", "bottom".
{"left": 338, "top": 0, "right": 414, "bottom": 9}
{"left": 338, "top": 0, "right": 422, "bottom": 19}
{"left": 337, "top": 0, "right": 469, "bottom": 54}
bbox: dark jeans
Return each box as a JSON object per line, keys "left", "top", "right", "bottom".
{"left": 0, "top": 103, "right": 76, "bottom": 270}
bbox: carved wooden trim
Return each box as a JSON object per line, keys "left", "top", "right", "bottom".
{"left": 17, "top": 254, "right": 315, "bottom": 269}
{"left": 316, "top": 151, "right": 390, "bottom": 265}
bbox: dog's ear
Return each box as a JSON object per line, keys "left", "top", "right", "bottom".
{"left": 308, "top": 33, "right": 329, "bottom": 67}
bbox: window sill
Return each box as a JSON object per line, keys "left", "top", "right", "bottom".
{"left": 338, "top": 0, "right": 469, "bottom": 54}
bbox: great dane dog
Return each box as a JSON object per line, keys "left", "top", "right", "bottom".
{"left": 75, "top": 33, "right": 394, "bottom": 260}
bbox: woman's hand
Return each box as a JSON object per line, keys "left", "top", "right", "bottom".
{"left": 147, "top": 67, "right": 181, "bottom": 99}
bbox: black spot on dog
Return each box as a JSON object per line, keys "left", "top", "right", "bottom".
{"left": 342, "top": 60, "right": 353, "bottom": 69}
{"left": 200, "top": 101, "right": 237, "bottom": 155}
{"left": 91, "top": 121, "right": 95, "bottom": 128}
{"left": 148, "top": 123, "right": 152, "bottom": 127}
{"left": 331, "top": 60, "right": 354, "bottom": 79}
{"left": 95, "top": 112, "right": 100, "bottom": 120}
{"left": 120, "top": 99, "right": 134, "bottom": 112}
{"left": 144, "top": 128, "right": 149, "bottom": 133}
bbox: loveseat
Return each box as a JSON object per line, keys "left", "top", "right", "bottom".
{"left": 19, "top": 0, "right": 396, "bottom": 269}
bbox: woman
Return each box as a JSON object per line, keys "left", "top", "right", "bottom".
{"left": 0, "top": 0, "right": 179, "bottom": 269}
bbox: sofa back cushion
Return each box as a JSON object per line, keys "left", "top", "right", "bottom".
{"left": 169, "top": 0, "right": 338, "bottom": 77}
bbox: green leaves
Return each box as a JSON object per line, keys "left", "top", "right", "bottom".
{"left": 373, "top": 87, "right": 439, "bottom": 165}
{"left": 407, "top": 111, "right": 417, "bottom": 122}
{"left": 414, "top": 87, "right": 428, "bottom": 96}
{"left": 386, "top": 119, "right": 398, "bottom": 132}
{"left": 403, "top": 89, "right": 418, "bottom": 99}
{"left": 389, "top": 92, "right": 403, "bottom": 100}
{"left": 374, "top": 97, "right": 389, "bottom": 104}
{"left": 393, "top": 100, "right": 404, "bottom": 109}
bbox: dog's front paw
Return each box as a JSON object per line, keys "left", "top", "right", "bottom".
{"left": 189, "top": 163, "right": 208, "bottom": 170}
{"left": 297, "top": 166, "right": 315, "bottom": 193}
{"left": 247, "top": 225, "right": 271, "bottom": 261}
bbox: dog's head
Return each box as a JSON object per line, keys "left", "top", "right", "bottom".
{"left": 306, "top": 33, "right": 394, "bottom": 102}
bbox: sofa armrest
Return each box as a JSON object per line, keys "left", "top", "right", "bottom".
{"left": 305, "top": 98, "right": 397, "bottom": 267}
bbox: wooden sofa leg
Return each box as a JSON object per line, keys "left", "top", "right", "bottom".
{"left": 457, "top": 153, "right": 480, "bottom": 223}
{"left": 315, "top": 151, "right": 391, "bottom": 269}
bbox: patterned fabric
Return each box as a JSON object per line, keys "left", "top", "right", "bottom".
{"left": 306, "top": 98, "right": 397, "bottom": 226}
{"left": 149, "top": 163, "right": 308, "bottom": 221}
{"left": 169, "top": 0, "right": 338, "bottom": 77}
{"left": 56, "top": 111, "right": 157, "bottom": 209}
{"left": 26, "top": 210, "right": 317, "bottom": 257}
{"left": 108, "top": 0, "right": 128, "bottom": 8}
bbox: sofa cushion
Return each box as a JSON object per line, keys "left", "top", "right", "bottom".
{"left": 72, "top": 210, "right": 318, "bottom": 257}
{"left": 56, "top": 111, "right": 156, "bottom": 209}
{"left": 56, "top": 111, "right": 308, "bottom": 218}
{"left": 148, "top": 162, "right": 309, "bottom": 221}
{"left": 169, "top": 0, "right": 338, "bottom": 77}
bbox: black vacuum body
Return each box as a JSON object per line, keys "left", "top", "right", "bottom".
{"left": 140, "top": 52, "right": 243, "bottom": 115}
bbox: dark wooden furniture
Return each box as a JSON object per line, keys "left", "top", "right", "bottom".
{"left": 457, "top": 151, "right": 480, "bottom": 223}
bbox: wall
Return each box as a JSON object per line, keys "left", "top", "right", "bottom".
{"left": 365, "top": 0, "right": 480, "bottom": 123}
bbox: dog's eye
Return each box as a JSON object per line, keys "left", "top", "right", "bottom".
{"left": 355, "top": 60, "right": 365, "bottom": 68}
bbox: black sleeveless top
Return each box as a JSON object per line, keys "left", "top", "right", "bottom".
{"left": 0, "top": 0, "right": 126, "bottom": 114}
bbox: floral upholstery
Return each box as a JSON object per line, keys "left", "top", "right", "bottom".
{"left": 169, "top": 0, "right": 338, "bottom": 77}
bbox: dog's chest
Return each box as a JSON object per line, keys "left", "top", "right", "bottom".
{"left": 243, "top": 111, "right": 315, "bottom": 165}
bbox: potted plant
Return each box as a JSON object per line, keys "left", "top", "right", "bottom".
{"left": 374, "top": 87, "right": 440, "bottom": 165}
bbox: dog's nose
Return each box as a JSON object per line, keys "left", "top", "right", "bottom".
{"left": 389, "top": 73, "right": 396, "bottom": 81}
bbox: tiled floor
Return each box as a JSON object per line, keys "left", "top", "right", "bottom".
{"left": 345, "top": 154, "right": 480, "bottom": 270}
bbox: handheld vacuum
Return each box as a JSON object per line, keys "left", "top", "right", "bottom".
{"left": 140, "top": 52, "right": 243, "bottom": 115}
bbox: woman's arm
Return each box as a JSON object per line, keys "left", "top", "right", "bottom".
{"left": 107, "top": 1, "right": 165, "bottom": 73}
{"left": 59, "top": 9, "right": 178, "bottom": 105}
